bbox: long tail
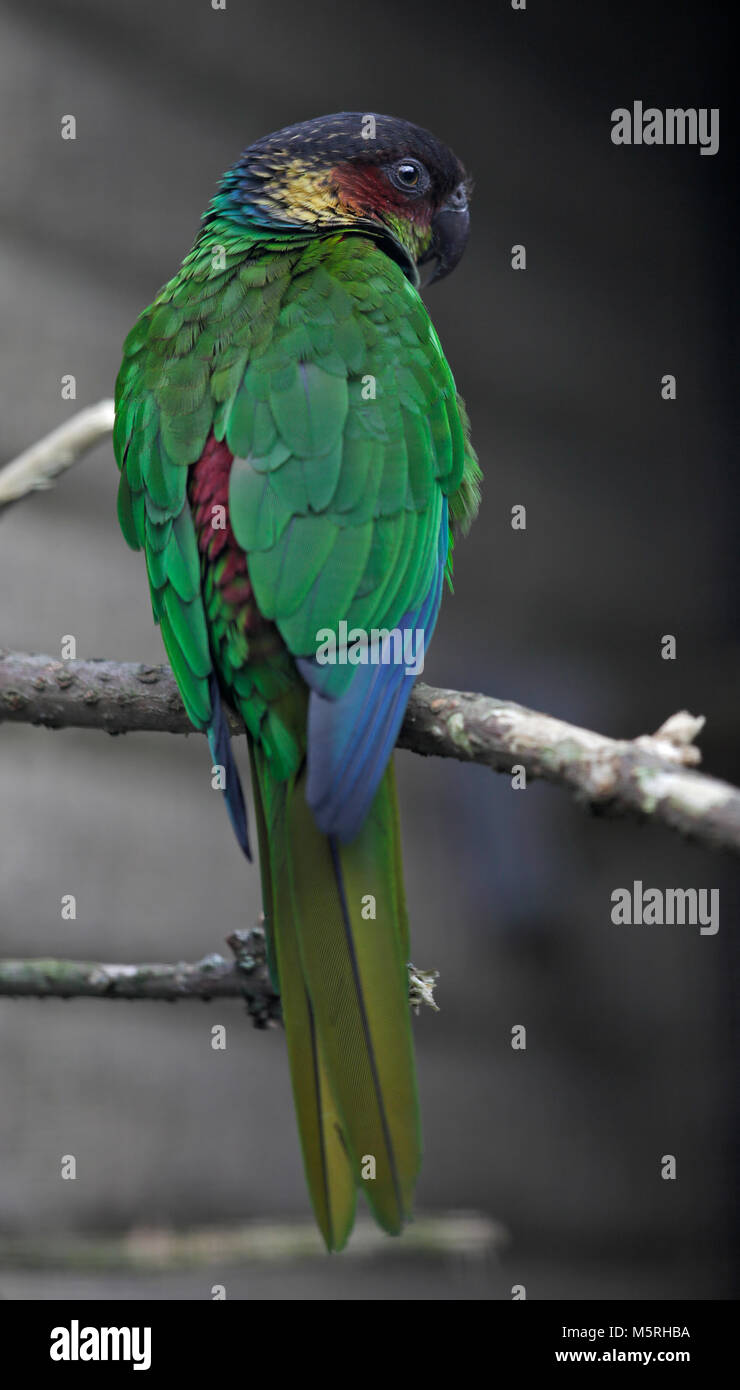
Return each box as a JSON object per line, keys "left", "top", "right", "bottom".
{"left": 250, "top": 743, "right": 420, "bottom": 1250}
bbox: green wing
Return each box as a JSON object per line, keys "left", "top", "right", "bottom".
{"left": 114, "top": 225, "right": 479, "bottom": 741}
{"left": 113, "top": 231, "right": 297, "bottom": 731}
{"left": 226, "top": 235, "right": 476, "bottom": 700}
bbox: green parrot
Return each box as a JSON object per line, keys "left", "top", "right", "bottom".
{"left": 114, "top": 112, "right": 480, "bottom": 1251}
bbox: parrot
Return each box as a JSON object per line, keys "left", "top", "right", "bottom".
{"left": 113, "top": 112, "right": 481, "bottom": 1251}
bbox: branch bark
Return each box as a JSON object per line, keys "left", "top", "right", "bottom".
{"left": 1, "top": 649, "right": 738, "bottom": 855}
{"left": 0, "top": 931, "right": 279, "bottom": 1023}
{"left": 0, "top": 929, "right": 439, "bottom": 1019}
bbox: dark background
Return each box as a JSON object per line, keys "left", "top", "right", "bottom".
{"left": 0, "top": 0, "right": 734, "bottom": 1299}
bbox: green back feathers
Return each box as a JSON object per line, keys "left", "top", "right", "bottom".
{"left": 114, "top": 227, "right": 478, "bottom": 744}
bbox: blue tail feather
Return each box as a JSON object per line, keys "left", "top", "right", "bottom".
{"left": 207, "top": 673, "right": 251, "bottom": 859}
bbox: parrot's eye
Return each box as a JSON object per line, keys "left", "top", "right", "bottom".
{"left": 395, "top": 162, "right": 420, "bottom": 186}
{"left": 388, "top": 158, "right": 428, "bottom": 194}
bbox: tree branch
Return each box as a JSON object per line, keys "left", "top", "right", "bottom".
{"left": 0, "top": 1211, "right": 505, "bottom": 1267}
{"left": 0, "top": 928, "right": 439, "bottom": 1019}
{"left": 1, "top": 648, "right": 738, "bottom": 854}
{"left": 0, "top": 400, "right": 115, "bottom": 513}
{"left": 0, "top": 931, "right": 279, "bottom": 1024}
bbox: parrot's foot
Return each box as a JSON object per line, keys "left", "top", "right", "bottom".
{"left": 408, "top": 962, "right": 440, "bottom": 1014}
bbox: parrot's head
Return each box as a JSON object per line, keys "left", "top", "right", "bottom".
{"left": 215, "top": 112, "right": 471, "bottom": 286}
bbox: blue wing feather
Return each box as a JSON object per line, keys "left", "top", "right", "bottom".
{"left": 206, "top": 673, "right": 251, "bottom": 859}
{"left": 299, "top": 502, "right": 448, "bottom": 842}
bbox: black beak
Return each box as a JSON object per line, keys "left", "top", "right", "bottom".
{"left": 420, "top": 196, "right": 470, "bottom": 285}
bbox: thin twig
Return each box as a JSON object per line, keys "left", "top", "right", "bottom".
{"left": 0, "top": 400, "right": 115, "bottom": 513}
{"left": 0, "top": 935, "right": 278, "bottom": 1023}
{"left": 0, "top": 1211, "right": 506, "bottom": 1268}
{"left": 0, "top": 929, "right": 440, "bottom": 1018}
{"left": 1, "top": 649, "right": 737, "bottom": 854}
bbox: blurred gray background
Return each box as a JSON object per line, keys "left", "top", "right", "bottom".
{"left": 0, "top": 0, "right": 734, "bottom": 1299}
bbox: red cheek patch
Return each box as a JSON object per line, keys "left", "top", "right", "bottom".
{"left": 332, "top": 162, "right": 431, "bottom": 225}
